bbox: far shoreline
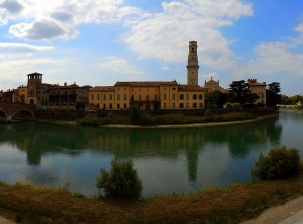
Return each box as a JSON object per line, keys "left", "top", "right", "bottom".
{"left": 101, "top": 114, "right": 279, "bottom": 129}
{"left": 48, "top": 113, "right": 279, "bottom": 129}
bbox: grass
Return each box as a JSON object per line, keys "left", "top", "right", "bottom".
{"left": 76, "top": 112, "right": 257, "bottom": 126}
{"left": 1, "top": 165, "right": 303, "bottom": 223}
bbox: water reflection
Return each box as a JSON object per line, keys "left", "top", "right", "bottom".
{"left": 0, "top": 111, "right": 299, "bottom": 197}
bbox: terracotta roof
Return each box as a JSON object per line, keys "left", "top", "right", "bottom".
{"left": 178, "top": 85, "right": 205, "bottom": 91}
{"left": 247, "top": 79, "right": 266, "bottom": 86}
{"left": 91, "top": 86, "right": 114, "bottom": 91}
{"left": 114, "top": 81, "right": 178, "bottom": 87}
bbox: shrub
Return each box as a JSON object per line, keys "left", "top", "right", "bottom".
{"left": 204, "top": 109, "right": 213, "bottom": 117}
{"left": 96, "top": 157, "right": 143, "bottom": 199}
{"left": 130, "top": 104, "right": 140, "bottom": 124}
{"left": 251, "top": 145, "right": 300, "bottom": 180}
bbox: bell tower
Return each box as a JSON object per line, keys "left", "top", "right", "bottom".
{"left": 187, "top": 41, "right": 199, "bottom": 85}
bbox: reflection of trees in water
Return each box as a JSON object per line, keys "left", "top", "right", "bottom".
{"left": 0, "top": 117, "right": 282, "bottom": 183}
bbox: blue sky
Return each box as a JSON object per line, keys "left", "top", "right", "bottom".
{"left": 0, "top": 0, "right": 303, "bottom": 96}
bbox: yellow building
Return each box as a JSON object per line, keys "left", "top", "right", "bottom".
{"left": 89, "top": 41, "right": 205, "bottom": 110}
{"left": 16, "top": 85, "right": 28, "bottom": 103}
{"left": 89, "top": 81, "right": 205, "bottom": 110}
{"left": 89, "top": 86, "right": 115, "bottom": 110}
{"left": 247, "top": 79, "right": 267, "bottom": 105}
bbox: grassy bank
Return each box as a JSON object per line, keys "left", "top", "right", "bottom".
{"left": 76, "top": 111, "right": 257, "bottom": 126}
{"left": 1, "top": 164, "right": 303, "bottom": 224}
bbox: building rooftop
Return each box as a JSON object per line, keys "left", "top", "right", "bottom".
{"left": 178, "top": 84, "right": 205, "bottom": 91}
{"left": 114, "top": 81, "right": 178, "bottom": 87}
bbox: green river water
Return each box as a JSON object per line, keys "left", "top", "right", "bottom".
{"left": 0, "top": 109, "right": 302, "bottom": 197}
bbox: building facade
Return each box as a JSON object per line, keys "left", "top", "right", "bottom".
{"left": 203, "top": 78, "right": 228, "bottom": 93}
{"left": 89, "top": 81, "right": 205, "bottom": 110}
{"left": 36, "top": 82, "right": 90, "bottom": 109}
{"left": 247, "top": 79, "right": 267, "bottom": 105}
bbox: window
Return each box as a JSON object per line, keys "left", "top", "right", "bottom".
{"left": 124, "top": 94, "right": 127, "bottom": 100}
{"left": 193, "top": 103, "right": 197, "bottom": 108}
{"left": 91, "top": 94, "right": 94, "bottom": 100}
{"left": 193, "top": 94, "right": 197, "bottom": 100}
{"left": 109, "top": 94, "right": 112, "bottom": 100}
{"left": 164, "top": 87, "right": 166, "bottom": 90}
{"left": 186, "top": 103, "right": 189, "bottom": 108}
{"left": 164, "top": 103, "right": 166, "bottom": 108}
{"left": 117, "top": 87, "right": 120, "bottom": 91}
{"left": 109, "top": 103, "right": 112, "bottom": 109}
{"left": 186, "top": 94, "right": 189, "bottom": 100}
{"left": 199, "top": 94, "right": 203, "bottom": 100}
{"left": 117, "top": 94, "right": 120, "bottom": 100}
{"left": 124, "top": 87, "right": 126, "bottom": 90}
{"left": 64, "top": 91, "right": 67, "bottom": 95}
{"left": 180, "top": 94, "right": 184, "bottom": 100}
{"left": 146, "top": 95, "right": 149, "bottom": 101}
{"left": 57, "top": 91, "right": 60, "bottom": 95}
{"left": 117, "top": 104, "right": 120, "bottom": 109}
{"left": 172, "top": 94, "right": 175, "bottom": 100}
{"left": 179, "top": 103, "right": 184, "bottom": 108}
{"left": 164, "top": 94, "right": 167, "bottom": 100}
{"left": 103, "top": 94, "right": 105, "bottom": 100}
{"left": 172, "top": 87, "right": 176, "bottom": 90}
{"left": 124, "top": 104, "right": 126, "bottom": 108}
{"left": 172, "top": 103, "right": 175, "bottom": 108}
{"left": 262, "top": 93, "right": 264, "bottom": 98}
{"left": 199, "top": 103, "right": 203, "bottom": 108}
{"left": 97, "top": 94, "right": 100, "bottom": 100}
{"left": 154, "top": 95, "right": 157, "bottom": 100}
{"left": 139, "top": 95, "right": 142, "bottom": 101}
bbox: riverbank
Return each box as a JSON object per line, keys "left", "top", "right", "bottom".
{"left": 49, "top": 113, "right": 278, "bottom": 129}
{"left": 1, "top": 164, "right": 303, "bottom": 224}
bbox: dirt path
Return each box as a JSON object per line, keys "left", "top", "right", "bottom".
{"left": 241, "top": 196, "right": 303, "bottom": 224}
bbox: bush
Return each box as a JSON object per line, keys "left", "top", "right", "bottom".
{"left": 130, "top": 104, "right": 140, "bottom": 124}
{"left": 204, "top": 109, "right": 213, "bottom": 117}
{"left": 251, "top": 145, "right": 300, "bottom": 180}
{"left": 96, "top": 157, "right": 143, "bottom": 199}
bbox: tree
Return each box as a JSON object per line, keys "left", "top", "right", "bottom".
{"left": 228, "top": 80, "right": 259, "bottom": 106}
{"left": 205, "top": 90, "right": 228, "bottom": 108}
{"left": 96, "top": 157, "right": 143, "bottom": 199}
{"left": 251, "top": 145, "right": 300, "bottom": 180}
{"left": 267, "top": 82, "right": 282, "bottom": 106}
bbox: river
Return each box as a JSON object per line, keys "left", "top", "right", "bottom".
{"left": 0, "top": 109, "right": 302, "bottom": 197}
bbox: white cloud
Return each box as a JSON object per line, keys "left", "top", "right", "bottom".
{"left": 99, "top": 57, "right": 142, "bottom": 75}
{"left": 0, "top": 43, "right": 53, "bottom": 59}
{"left": 236, "top": 42, "right": 303, "bottom": 77}
{"left": 122, "top": 0, "right": 253, "bottom": 69}
{"left": 3, "top": 0, "right": 144, "bottom": 41}
{"left": 162, "top": 66, "right": 170, "bottom": 70}
{"left": 294, "top": 23, "right": 303, "bottom": 34}
{"left": 0, "top": 58, "right": 69, "bottom": 80}
{"left": 202, "top": 72, "right": 220, "bottom": 80}
{"left": 187, "top": 0, "right": 253, "bottom": 19}
{"left": 9, "top": 19, "right": 77, "bottom": 40}
{"left": 0, "top": 0, "right": 23, "bottom": 14}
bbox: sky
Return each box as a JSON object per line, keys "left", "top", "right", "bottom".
{"left": 0, "top": 0, "right": 302, "bottom": 96}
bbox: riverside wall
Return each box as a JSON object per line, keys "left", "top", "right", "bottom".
{"left": 34, "top": 107, "right": 279, "bottom": 120}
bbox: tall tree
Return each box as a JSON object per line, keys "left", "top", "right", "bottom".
{"left": 228, "top": 80, "right": 259, "bottom": 106}
{"left": 267, "top": 82, "right": 282, "bottom": 106}
{"left": 205, "top": 90, "right": 228, "bottom": 108}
